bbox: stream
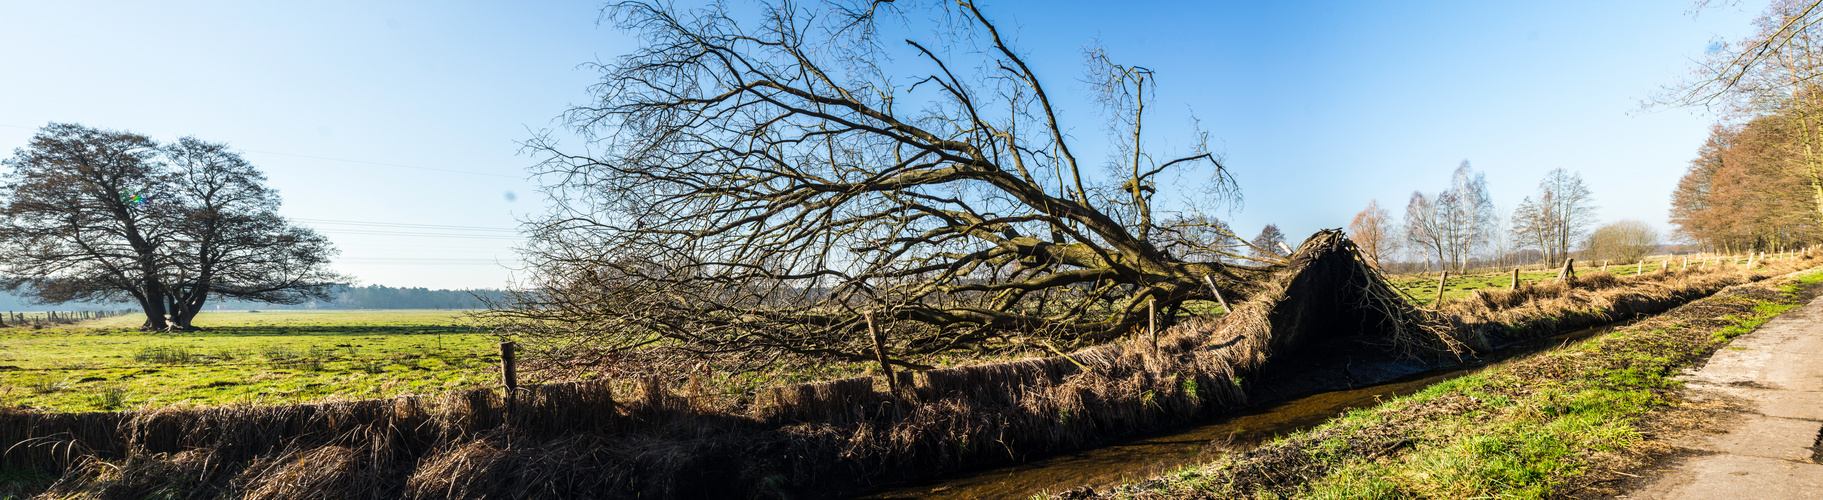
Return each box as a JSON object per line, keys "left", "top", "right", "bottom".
{"left": 854, "top": 322, "right": 1627, "bottom": 499}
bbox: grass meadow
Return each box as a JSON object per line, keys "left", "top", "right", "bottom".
{"left": 0, "top": 257, "right": 1752, "bottom": 413}
{"left": 0, "top": 310, "right": 497, "bottom": 412}
{"left": 1390, "top": 258, "right": 1698, "bottom": 305}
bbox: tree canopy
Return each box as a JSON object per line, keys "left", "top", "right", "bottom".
{"left": 1670, "top": 119, "right": 1820, "bottom": 250}
{"left": 0, "top": 123, "right": 346, "bottom": 330}
{"left": 1662, "top": 0, "right": 1823, "bottom": 243}
{"left": 494, "top": 0, "right": 1268, "bottom": 370}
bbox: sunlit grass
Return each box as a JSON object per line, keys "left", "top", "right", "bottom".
{"left": 1385, "top": 256, "right": 1758, "bottom": 305}
{"left": 1115, "top": 268, "right": 1823, "bottom": 499}
{"left": 0, "top": 310, "right": 497, "bottom": 412}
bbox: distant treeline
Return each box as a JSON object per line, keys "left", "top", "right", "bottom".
{"left": 0, "top": 285, "right": 506, "bottom": 311}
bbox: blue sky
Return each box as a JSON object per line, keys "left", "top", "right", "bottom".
{"left": 0, "top": 1, "right": 1760, "bottom": 289}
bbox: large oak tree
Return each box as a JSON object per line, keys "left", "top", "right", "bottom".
{"left": 0, "top": 123, "right": 346, "bottom": 330}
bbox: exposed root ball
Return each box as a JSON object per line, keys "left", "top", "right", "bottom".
{"left": 1217, "top": 228, "right": 1474, "bottom": 368}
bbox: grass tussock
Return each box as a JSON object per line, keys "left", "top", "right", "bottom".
{"left": 4, "top": 244, "right": 1817, "bottom": 499}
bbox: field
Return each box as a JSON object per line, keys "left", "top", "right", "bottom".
{"left": 0, "top": 310, "right": 498, "bottom": 412}
{"left": 1390, "top": 258, "right": 1697, "bottom": 305}
{"left": 0, "top": 257, "right": 1756, "bottom": 413}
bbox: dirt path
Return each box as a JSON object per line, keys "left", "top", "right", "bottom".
{"left": 1622, "top": 295, "right": 1823, "bottom": 499}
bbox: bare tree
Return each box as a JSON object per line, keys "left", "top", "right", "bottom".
{"left": 1250, "top": 224, "right": 1288, "bottom": 260}
{"left": 1156, "top": 214, "right": 1245, "bottom": 264}
{"left": 0, "top": 123, "right": 345, "bottom": 330}
{"left": 1663, "top": 1, "right": 1823, "bottom": 220}
{"left": 1509, "top": 168, "right": 1596, "bottom": 265}
{"left": 1541, "top": 168, "right": 1598, "bottom": 263}
{"left": 1510, "top": 195, "right": 1553, "bottom": 265}
{"left": 1440, "top": 161, "right": 1496, "bottom": 270}
{"left": 1486, "top": 201, "right": 1516, "bottom": 268}
{"left": 1583, "top": 220, "right": 1659, "bottom": 263}
{"left": 159, "top": 138, "right": 346, "bottom": 328}
{"left": 1670, "top": 118, "right": 1821, "bottom": 250}
{"left": 1404, "top": 191, "right": 1445, "bottom": 271}
{"left": 1402, "top": 161, "right": 1495, "bottom": 272}
{"left": 496, "top": 0, "right": 1270, "bottom": 369}
{"left": 1349, "top": 199, "right": 1398, "bottom": 267}
{"left": 1670, "top": 124, "right": 1734, "bottom": 250}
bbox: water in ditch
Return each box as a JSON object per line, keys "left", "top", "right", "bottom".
{"left": 854, "top": 322, "right": 1624, "bottom": 499}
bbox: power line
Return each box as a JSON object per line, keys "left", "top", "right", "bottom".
{"left": 335, "top": 261, "right": 508, "bottom": 266}
{"left": 316, "top": 229, "right": 523, "bottom": 240}
{"left": 338, "top": 257, "right": 514, "bottom": 266}
{"left": 297, "top": 218, "right": 518, "bottom": 233}
{"left": 340, "top": 256, "right": 509, "bottom": 261}
{"left": 295, "top": 218, "right": 517, "bottom": 233}
{"left": 240, "top": 149, "right": 520, "bottom": 178}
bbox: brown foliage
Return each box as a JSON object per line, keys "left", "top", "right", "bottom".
{"left": 1671, "top": 119, "right": 1822, "bottom": 251}
{"left": 1349, "top": 199, "right": 1398, "bottom": 267}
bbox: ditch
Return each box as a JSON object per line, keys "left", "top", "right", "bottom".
{"left": 853, "top": 321, "right": 1631, "bottom": 499}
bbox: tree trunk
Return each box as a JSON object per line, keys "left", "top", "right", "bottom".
{"left": 173, "top": 295, "right": 207, "bottom": 330}
{"left": 139, "top": 298, "right": 168, "bottom": 330}
{"left": 139, "top": 281, "right": 169, "bottom": 331}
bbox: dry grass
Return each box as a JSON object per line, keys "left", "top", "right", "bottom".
{"left": 5, "top": 243, "right": 1815, "bottom": 499}
{"left": 1441, "top": 254, "right": 1816, "bottom": 347}
{"left": 1063, "top": 259, "right": 1822, "bottom": 499}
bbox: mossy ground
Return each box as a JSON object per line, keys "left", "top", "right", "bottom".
{"left": 0, "top": 310, "right": 497, "bottom": 412}
{"left": 1077, "top": 268, "right": 1823, "bottom": 499}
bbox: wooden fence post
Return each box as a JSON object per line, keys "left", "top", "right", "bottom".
{"left": 1148, "top": 298, "right": 1158, "bottom": 354}
{"left": 1636, "top": 260, "right": 1644, "bottom": 275}
{"left": 1202, "top": 275, "right": 1231, "bottom": 314}
{"left": 499, "top": 341, "right": 517, "bottom": 410}
{"left": 866, "top": 312, "right": 898, "bottom": 398}
{"left": 1558, "top": 259, "right": 1576, "bottom": 283}
{"left": 1435, "top": 270, "right": 1448, "bottom": 305}
{"left": 1510, "top": 268, "right": 1520, "bottom": 290}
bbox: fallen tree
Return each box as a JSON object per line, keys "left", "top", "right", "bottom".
{"left": 488, "top": 0, "right": 1278, "bottom": 371}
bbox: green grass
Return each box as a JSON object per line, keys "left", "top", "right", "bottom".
{"left": 1114, "top": 268, "right": 1823, "bottom": 499}
{"left": 1387, "top": 258, "right": 1728, "bottom": 305}
{"left": 0, "top": 310, "right": 498, "bottom": 412}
